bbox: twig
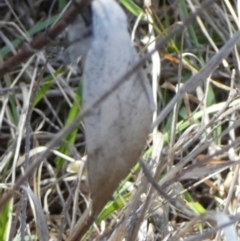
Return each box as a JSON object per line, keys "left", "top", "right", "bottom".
{"left": 0, "top": 0, "right": 92, "bottom": 76}
{"left": 139, "top": 159, "right": 195, "bottom": 218}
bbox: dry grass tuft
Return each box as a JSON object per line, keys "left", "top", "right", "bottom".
{"left": 1, "top": 0, "right": 240, "bottom": 240}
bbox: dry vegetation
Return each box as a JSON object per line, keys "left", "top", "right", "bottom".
{"left": 1, "top": 0, "right": 240, "bottom": 240}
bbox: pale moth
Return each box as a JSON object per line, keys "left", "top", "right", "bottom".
{"left": 81, "top": 0, "right": 155, "bottom": 217}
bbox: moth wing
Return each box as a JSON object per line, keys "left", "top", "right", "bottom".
{"left": 83, "top": 0, "right": 154, "bottom": 215}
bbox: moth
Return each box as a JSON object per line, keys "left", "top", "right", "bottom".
{"left": 69, "top": 0, "right": 155, "bottom": 217}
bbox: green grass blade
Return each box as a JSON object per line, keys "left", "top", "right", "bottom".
{"left": 56, "top": 79, "right": 82, "bottom": 169}
{"left": 179, "top": 0, "right": 203, "bottom": 63}
{"left": 119, "top": 0, "right": 144, "bottom": 16}
{"left": 34, "top": 67, "right": 63, "bottom": 106}
{"left": 0, "top": 14, "right": 59, "bottom": 57}
{"left": 97, "top": 192, "right": 131, "bottom": 223}
{"left": 58, "top": 0, "right": 67, "bottom": 10}
{"left": 0, "top": 200, "right": 12, "bottom": 241}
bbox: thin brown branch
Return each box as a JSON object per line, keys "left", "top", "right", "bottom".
{"left": 67, "top": 212, "right": 95, "bottom": 241}
{"left": 0, "top": 0, "right": 92, "bottom": 77}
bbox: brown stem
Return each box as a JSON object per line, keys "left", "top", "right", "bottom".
{"left": 0, "top": 0, "right": 92, "bottom": 77}
{"left": 67, "top": 210, "right": 95, "bottom": 241}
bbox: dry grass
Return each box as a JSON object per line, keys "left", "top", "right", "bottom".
{"left": 1, "top": 0, "right": 240, "bottom": 240}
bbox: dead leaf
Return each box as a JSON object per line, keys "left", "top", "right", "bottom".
{"left": 21, "top": 185, "right": 49, "bottom": 241}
